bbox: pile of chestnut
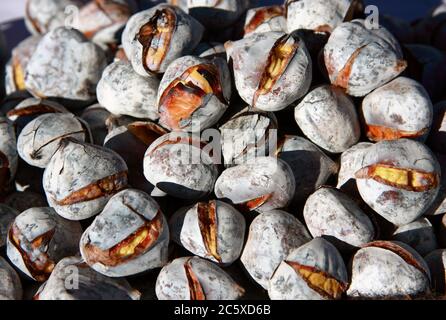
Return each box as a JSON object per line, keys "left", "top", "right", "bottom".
{"left": 1, "top": 0, "right": 446, "bottom": 300}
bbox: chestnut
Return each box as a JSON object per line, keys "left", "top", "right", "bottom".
{"left": 0, "top": 118, "right": 18, "bottom": 194}
{"left": 0, "top": 204, "right": 19, "bottom": 248}
{"left": 43, "top": 138, "right": 129, "bottom": 221}
{"left": 337, "top": 142, "right": 373, "bottom": 189}
{"left": 0, "top": 257, "right": 23, "bottom": 300}
{"left": 424, "top": 249, "right": 446, "bottom": 295}
{"left": 303, "top": 187, "right": 375, "bottom": 248}
{"left": 170, "top": 200, "right": 245, "bottom": 265}
{"left": 269, "top": 238, "right": 348, "bottom": 300}
{"left": 354, "top": 139, "right": 441, "bottom": 226}
{"left": 392, "top": 218, "right": 438, "bottom": 256}
{"left": 286, "top": 0, "right": 360, "bottom": 34}
{"left": 97, "top": 60, "right": 160, "bottom": 120}
{"left": 25, "top": 27, "right": 107, "bottom": 102}
{"left": 6, "top": 207, "right": 82, "bottom": 282}
{"left": 276, "top": 136, "right": 338, "bottom": 205}
{"left": 193, "top": 42, "right": 226, "bottom": 59}
{"left": 80, "top": 189, "right": 169, "bottom": 277}
{"left": 156, "top": 256, "right": 244, "bottom": 300}
{"left": 226, "top": 31, "right": 312, "bottom": 111}
{"left": 241, "top": 210, "right": 311, "bottom": 289}
{"left": 122, "top": 4, "right": 204, "bottom": 76}
{"left": 80, "top": 104, "right": 112, "bottom": 146}
{"left": 5, "top": 36, "right": 41, "bottom": 95}
{"left": 25, "top": 0, "right": 81, "bottom": 35}
{"left": 361, "top": 77, "right": 433, "bottom": 142}
{"left": 214, "top": 157, "right": 295, "bottom": 213}
{"left": 324, "top": 19, "right": 407, "bottom": 97}
{"left": 426, "top": 153, "right": 446, "bottom": 216}
{"left": 17, "top": 113, "right": 90, "bottom": 168}
{"left": 143, "top": 131, "right": 218, "bottom": 199}
{"left": 35, "top": 256, "right": 141, "bottom": 300}
{"left": 347, "top": 241, "right": 431, "bottom": 299}
{"left": 73, "top": 0, "right": 133, "bottom": 49}
{"left": 219, "top": 108, "right": 278, "bottom": 166}
{"left": 157, "top": 55, "right": 231, "bottom": 132}
{"left": 295, "top": 85, "right": 361, "bottom": 153}
{"left": 243, "top": 5, "right": 286, "bottom": 36}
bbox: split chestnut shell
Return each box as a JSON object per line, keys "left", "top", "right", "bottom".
{"left": 324, "top": 19, "right": 407, "bottom": 97}
{"left": 157, "top": 55, "right": 231, "bottom": 132}
{"left": 156, "top": 256, "right": 244, "bottom": 300}
{"left": 143, "top": 132, "right": 218, "bottom": 199}
{"left": 43, "top": 139, "right": 129, "bottom": 221}
{"left": 241, "top": 210, "right": 311, "bottom": 289}
{"left": 170, "top": 200, "right": 245, "bottom": 265}
{"left": 214, "top": 157, "right": 295, "bottom": 213}
{"left": 347, "top": 241, "right": 431, "bottom": 298}
{"left": 243, "top": 5, "right": 286, "bottom": 36}
{"left": 35, "top": 256, "right": 141, "bottom": 300}
{"left": 6, "top": 207, "right": 82, "bottom": 282}
{"left": 269, "top": 238, "right": 348, "bottom": 300}
{"left": 122, "top": 4, "right": 204, "bottom": 76}
{"left": 361, "top": 77, "right": 433, "bottom": 142}
{"left": 80, "top": 189, "right": 169, "bottom": 277}
{"left": 226, "top": 31, "right": 312, "bottom": 111}
{"left": 354, "top": 139, "right": 441, "bottom": 226}
{"left": 0, "top": 256, "right": 22, "bottom": 300}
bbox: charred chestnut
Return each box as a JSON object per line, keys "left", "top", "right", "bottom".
{"left": 80, "top": 189, "right": 169, "bottom": 277}
{"left": 43, "top": 138, "right": 128, "bottom": 220}
{"left": 6, "top": 207, "right": 82, "bottom": 282}
{"left": 170, "top": 200, "right": 245, "bottom": 265}
{"left": 156, "top": 256, "right": 244, "bottom": 300}
{"left": 226, "top": 31, "right": 312, "bottom": 111}
{"left": 157, "top": 55, "right": 231, "bottom": 132}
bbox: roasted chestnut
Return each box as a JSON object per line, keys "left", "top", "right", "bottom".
{"left": 157, "top": 55, "right": 231, "bottom": 132}
{"left": 0, "top": 204, "right": 19, "bottom": 248}
{"left": 324, "top": 19, "right": 407, "bottom": 97}
{"left": 35, "top": 256, "right": 141, "bottom": 300}
{"left": 170, "top": 200, "right": 245, "bottom": 265}
{"left": 97, "top": 60, "right": 160, "bottom": 120}
{"left": 337, "top": 142, "right": 373, "bottom": 188}
{"left": 80, "top": 189, "right": 169, "bottom": 277}
{"left": 215, "top": 157, "right": 295, "bottom": 213}
{"left": 17, "top": 113, "right": 90, "bottom": 168}
{"left": 304, "top": 187, "right": 375, "bottom": 248}
{"left": 392, "top": 218, "right": 438, "bottom": 256}
{"left": 354, "top": 139, "right": 441, "bottom": 226}
{"left": 226, "top": 31, "right": 312, "bottom": 111}
{"left": 80, "top": 104, "right": 112, "bottom": 146}
{"left": 6, "top": 207, "right": 82, "bottom": 282}
{"left": 241, "top": 210, "right": 311, "bottom": 289}
{"left": 193, "top": 42, "right": 226, "bottom": 59}
{"left": 424, "top": 249, "right": 446, "bottom": 295}
{"left": 243, "top": 5, "right": 286, "bottom": 37}
{"left": 0, "top": 117, "right": 18, "bottom": 194}
{"left": 122, "top": 4, "right": 204, "bottom": 75}
{"left": 269, "top": 238, "right": 348, "bottom": 300}
{"left": 347, "top": 241, "right": 431, "bottom": 299}
{"left": 25, "top": 27, "right": 107, "bottom": 102}
{"left": 43, "top": 138, "right": 128, "bottom": 220}
{"left": 0, "top": 257, "right": 23, "bottom": 300}
{"left": 156, "top": 256, "right": 244, "bottom": 300}
{"left": 295, "top": 85, "right": 361, "bottom": 153}
{"left": 143, "top": 131, "right": 218, "bottom": 199}
{"left": 361, "top": 77, "right": 433, "bottom": 142}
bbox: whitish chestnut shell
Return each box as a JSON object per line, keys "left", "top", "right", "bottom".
{"left": 243, "top": 5, "right": 286, "bottom": 36}
{"left": 241, "top": 210, "right": 311, "bottom": 289}
{"left": 80, "top": 189, "right": 169, "bottom": 277}
{"left": 80, "top": 104, "right": 112, "bottom": 146}
{"left": 354, "top": 139, "right": 441, "bottom": 226}
{"left": 97, "top": 61, "right": 160, "bottom": 120}
{"left": 392, "top": 218, "right": 438, "bottom": 256}
{"left": 215, "top": 157, "right": 295, "bottom": 213}
{"left": 337, "top": 142, "right": 373, "bottom": 188}
{"left": 269, "top": 238, "right": 348, "bottom": 300}
{"left": 35, "top": 256, "right": 141, "bottom": 300}
{"left": 25, "top": 27, "right": 107, "bottom": 102}
{"left": 156, "top": 256, "right": 244, "bottom": 300}
{"left": 0, "top": 256, "right": 23, "bottom": 300}
{"left": 43, "top": 139, "right": 128, "bottom": 221}
{"left": 361, "top": 77, "right": 433, "bottom": 142}
{"left": 324, "top": 19, "right": 407, "bottom": 97}
{"left": 303, "top": 187, "right": 375, "bottom": 248}
{"left": 170, "top": 200, "right": 245, "bottom": 265}
{"left": 6, "top": 207, "right": 82, "bottom": 282}
{"left": 295, "top": 85, "right": 361, "bottom": 153}
{"left": 347, "top": 241, "right": 431, "bottom": 299}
